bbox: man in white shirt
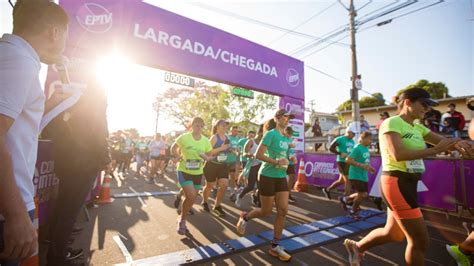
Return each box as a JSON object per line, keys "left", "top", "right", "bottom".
{"left": 0, "top": 1, "right": 68, "bottom": 264}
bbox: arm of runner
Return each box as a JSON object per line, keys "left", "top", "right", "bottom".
{"left": 383, "top": 132, "right": 457, "bottom": 161}
{"left": 255, "top": 143, "right": 287, "bottom": 166}
{"left": 208, "top": 135, "right": 229, "bottom": 155}
{"left": 0, "top": 114, "right": 38, "bottom": 260}
{"left": 423, "top": 132, "right": 473, "bottom": 157}
{"left": 170, "top": 141, "right": 181, "bottom": 162}
{"left": 243, "top": 139, "right": 254, "bottom": 158}
{"left": 329, "top": 138, "right": 339, "bottom": 155}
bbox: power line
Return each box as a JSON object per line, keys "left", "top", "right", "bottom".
{"left": 304, "top": 64, "right": 344, "bottom": 82}
{"left": 268, "top": 1, "right": 339, "bottom": 46}
{"left": 290, "top": 0, "right": 407, "bottom": 56}
{"left": 298, "top": 0, "right": 444, "bottom": 59}
{"left": 189, "top": 2, "right": 348, "bottom": 46}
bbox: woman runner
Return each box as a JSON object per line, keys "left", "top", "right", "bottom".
{"left": 343, "top": 88, "right": 474, "bottom": 265}
{"left": 236, "top": 109, "right": 295, "bottom": 262}
{"left": 171, "top": 117, "right": 216, "bottom": 235}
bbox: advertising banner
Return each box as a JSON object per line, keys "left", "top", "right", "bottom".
{"left": 33, "top": 140, "right": 59, "bottom": 226}
{"left": 57, "top": 0, "right": 304, "bottom": 99}
{"left": 302, "top": 153, "right": 460, "bottom": 211}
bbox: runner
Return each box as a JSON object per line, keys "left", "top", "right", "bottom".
{"left": 322, "top": 128, "right": 356, "bottom": 200}
{"left": 235, "top": 126, "right": 262, "bottom": 208}
{"left": 284, "top": 127, "right": 297, "bottom": 203}
{"left": 236, "top": 130, "right": 256, "bottom": 185}
{"left": 227, "top": 125, "right": 241, "bottom": 201}
{"left": 236, "top": 109, "right": 294, "bottom": 262}
{"left": 343, "top": 88, "right": 474, "bottom": 266}
{"left": 134, "top": 136, "right": 149, "bottom": 179}
{"left": 201, "top": 120, "right": 231, "bottom": 217}
{"left": 148, "top": 133, "right": 166, "bottom": 182}
{"left": 342, "top": 131, "right": 375, "bottom": 216}
{"left": 170, "top": 117, "right": 214, "bottom": 235}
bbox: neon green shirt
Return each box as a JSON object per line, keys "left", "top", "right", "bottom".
{"left": 259, "top": 129, "right": 289, "bottom": 178}
{"left": 348, "top": 144, "right": 370, "bottom": 182}
{"left": 175, "top": 132, "right": 212, "bottom": 175}
{"left": 333, "top": 136, "right": 355, "bottom": 162}
{"left": 379, "top": 116, "right": 430, "bottom": 173}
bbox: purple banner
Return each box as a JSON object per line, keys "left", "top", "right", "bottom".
{"left": 301, "top": 153, "right": 460, "bottom": 211}
{"left": 33, "top": 140, "right": 59, "bottom": 226}
{"left": 58, "top": 0, "right": 304, "bottom": 99}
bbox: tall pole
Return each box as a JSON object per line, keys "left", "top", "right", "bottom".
{"left": 349, "top": 0, "right": 360, "bottom": 133}
{"left": 155, "top": 109, "right": 159, "bottom": 136}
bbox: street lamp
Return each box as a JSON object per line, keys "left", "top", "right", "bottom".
{"left": 152, "top": 98, "right": 161, "bottom": 136}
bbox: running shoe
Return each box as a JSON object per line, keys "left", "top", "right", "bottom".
{"left": 176, "top": 219, "right": 189, "bottom": 235}
{"left": 236, "top": 212, "right": 248, "bottom": 235}
{"left": 322, "top": 188, "right": 331, "bottom": 200}
{"left": 65, "top": 248, "right": 84, "bottom": 261}
{"left": 234, "top": 194, "right": 242, "bottom": 208}
{"left": 212, "top": 205, "right": 226, "bottom": 217}
{"left": 174, "top": 194, "right": 181, "bottom": 209}
{"left": 269, "top": 244, "right": 292, "bottom": 262}
{"left": 251, "top": 193, "right": 258, "bottom": 206}
{"left": 202, "top": 202, "right": 210, "bottom": 212}
{"left": 339, "top": 196, "right": 349, "bottom": 211}
{"left": 288, "top": 194, "right": 296, "bottom": 203}
{"left": 446, "top": 244, "right": 471, "bottom": 266}
{"left": 229, "top": 192, "right": 237, "bottom": 202}
{"left": 344, "top": 239, "right": 364, "bottom": 266}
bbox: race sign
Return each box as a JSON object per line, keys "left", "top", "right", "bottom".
{"left": 164, "top": 72, "right": 195, "bottom": 87}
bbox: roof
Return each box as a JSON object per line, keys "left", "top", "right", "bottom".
{"left": 337, "top": 95, "right": 473, "bottom": 114}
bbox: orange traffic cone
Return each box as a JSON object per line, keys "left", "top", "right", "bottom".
{"left": 96, "top": 173, "right": 114, "bottom": 204}
{"left": 294, "top": 159, "right": 308, "bottom": 192}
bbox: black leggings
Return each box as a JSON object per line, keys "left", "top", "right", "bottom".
{"left": 239, "top": 164, "right": 261, "bottom": 199}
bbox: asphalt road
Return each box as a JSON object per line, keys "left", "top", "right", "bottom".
{"left": 69, "top": 168, "right": 471, "bottom": 265}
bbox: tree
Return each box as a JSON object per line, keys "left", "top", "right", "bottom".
{"left": 159, "top": 83, "right": 277, "bottom": 136}
{"left": 159, "top": 82, "right": 230, "bottom": 136}
{"left": 397, "top": 79, "right": 450, "bottom": 100}
{"left": 336, "top": 92, "right": 386, "bottom": 111}
{"left": 227, "top": 89, "right": 277, "bottom": 130}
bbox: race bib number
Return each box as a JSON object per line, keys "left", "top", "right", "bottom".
{"left": 406, "top": 160, "right": 425, "bottom": 173}
{"left": 217, "top": 153, "right": 227, "bottom": 162}
{"left": 185, "top": 160, "right": 201, "bottom": 170}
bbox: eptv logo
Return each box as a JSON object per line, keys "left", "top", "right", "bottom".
{"left": 76, "top": 3, "right": 113, "bottom": 33}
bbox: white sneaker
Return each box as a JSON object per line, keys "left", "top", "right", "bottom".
{"left": 343, "top": 239, "right": 363, "bottom": 266}
{"left": 269, "top": 244, "right": 292, "bottom": 262}
{"left": 235, "top": 194, "right": 242, "bottom": 208}
{"left": 236, "top": 212, "right": 248, "bottom": 235}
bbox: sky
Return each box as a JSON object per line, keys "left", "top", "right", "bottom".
{"left": 1, "top": 0, "right": 473, "bottom": 135}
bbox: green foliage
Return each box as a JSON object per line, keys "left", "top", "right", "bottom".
{"left": 397, "top": 80, "right": 450, "bottom": 100}
{"left": 336, "top": 92, "right": 386, "bottom": 111}
{"left": 159, "top": 82, "right": 230, "bottom": 136}
{"left": 159, "top": 83, "right": 277, "bottom": 136}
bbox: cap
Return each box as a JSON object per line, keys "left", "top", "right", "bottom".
{"left": 346, "top": 127, "right": 356, "bottom": 134}
{"left": 402, "top": 88, "right": 439, "bottom": 106}
{"left": 214, "top": 119, "right": 229, "bottom": 126}
{"left": 275, "top": 109, "right": 295, "bottom": 119}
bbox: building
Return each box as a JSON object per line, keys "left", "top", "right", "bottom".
{"left": 338, "top": 95, "right": 473, "bottom": 128}
{"left": 309, "top": 111, "right": 340, "bottom": 132}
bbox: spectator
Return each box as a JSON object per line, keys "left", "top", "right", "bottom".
{"left": 312, "top": 119, "right": 323, "bottom": 151}
{"left": 360, "top": 115, "right": 370, "bottom": 132}
{"left": 0, "top": 1, "right": 68, "bottom": 265}
{"left": 423, "top": 106, "right": 441, "bottom": 132}
{"left": 376, "top": 112, "right": 389, "bottom": 130}
{"left": 445, "top": 103, "right": 465, "bottom": 138}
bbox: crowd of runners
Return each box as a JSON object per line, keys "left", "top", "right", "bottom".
{"left": 104, "top": 92, "right": 474, "bottom": 265}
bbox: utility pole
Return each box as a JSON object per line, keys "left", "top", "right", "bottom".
{"left": 152, "top": 99, "right": 161, "bottom": 136}
{"left": 349, "top": 0, "right": 360, "bottom": 133}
